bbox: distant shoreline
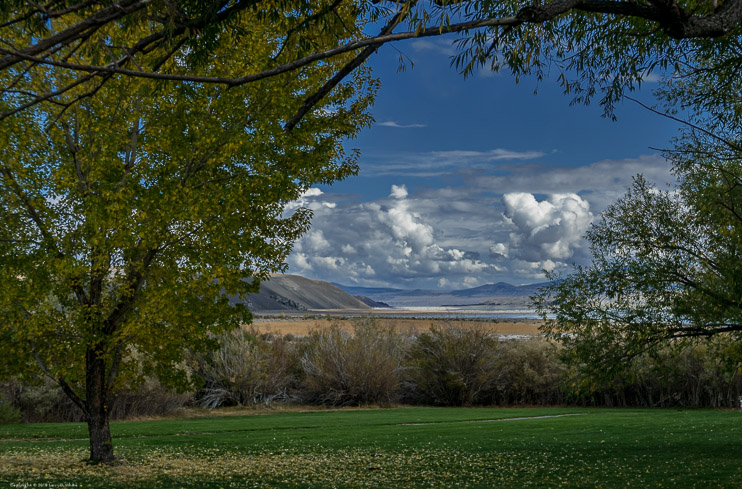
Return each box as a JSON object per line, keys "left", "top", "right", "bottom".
{"left": 252, "top": 307, "right": 547, "bottom": 321}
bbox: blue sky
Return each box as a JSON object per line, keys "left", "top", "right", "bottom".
{"left": 286, "top": 37, "right": 683, "bottom": 289}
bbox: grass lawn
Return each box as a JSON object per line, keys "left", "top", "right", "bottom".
{"left": 1, "top": 407, "right": 740, "bottom": 488}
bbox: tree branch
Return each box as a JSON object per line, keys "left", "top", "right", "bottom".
{"left": 29, "top": 339, "right": 88, "bottom": 414}
{"left": 626, "top": 96, "right": 742, "bottom": 152}
{"left": 0, "top": 0, "right": 154, "bottom": 72}
{"left": 284, "top": 0, "right": 417, "bottom": 131}
{"left": 3, "top": 0, "right": 740, "bottom": 122}
{"left": 0, "top": 14, "right": 522, "bottom": 86}
{"left": 1, "top": 165, "right": 90, "bottom": 305}
{"left": 104, "top": 247, "right": 158, "bottom": 334}
{"left": 0, "top": 68, "right": 98, "bottom": 120}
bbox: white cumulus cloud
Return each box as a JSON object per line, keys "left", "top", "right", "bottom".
{"left": 286, "top": 185, "right": 500, "bottom": 288}
{"left": 284, "top": 154, "right": 665, "bottom": 287}
{"left": 285, "top": 187, "right": 337, "bottom": 211}
{"left": 496, "top": 192, "right": 593, "bottom": 267}
{"left": 389, "top": 184, "right": 409, "bottom": 199}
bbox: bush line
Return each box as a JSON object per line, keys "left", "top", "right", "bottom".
{"left": 3, "top": 318, "right": 741, "bottom": 423}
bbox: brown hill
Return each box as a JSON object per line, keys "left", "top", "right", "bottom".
{"left": 243, "top": 274, "right": 370, "bottom": 312}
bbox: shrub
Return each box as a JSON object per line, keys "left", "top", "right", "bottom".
{"left": 1, "top": 375, "right": 191, "bottom": 422}
{"left": 0, "top": 399, "right": 20, "bottom": 425}
{"left": 300, "top": 317, "right": 405, "bottom": 406}
{"left": 109, "top": 378, "right": 192, "bottom": 419}
{"left": 494, "top": 339, "right": 566, "bottom": 405}
{"left": 10, "top": 378, "right": 85, "bottom": 423}
{"left": 563, "top": 336, "right": 742, "bottom": 408}
{"left": 405, "top": 322, "right": 502, "bottom": 406}
{"left": 192, "top": 328, "right": 300, "bottom": 408}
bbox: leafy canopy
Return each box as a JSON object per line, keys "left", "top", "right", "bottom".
{"left": 533, "top": 19, "right": 742, "bottom": 375}
{"left": 0, "top": 1, "right": 740, "bottom": 124}
{"left": 0, "top": 4, "right": 375, "bottom": 400}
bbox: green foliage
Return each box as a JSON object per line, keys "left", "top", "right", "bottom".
{"left": 186, "top": 322, "right": 742, "bottom": 408}
{"left": 496, "top": 339, "right": 566, "bottom": 405}
{"left": 446, "top": 0, "right": 741, "bottom": 120}
{"left": 657, "top": 39, "right": 742, "bottom": 133}
{"left": 564, "top": 336, "right": 742, "bottom": 407}
{"left": 536, "top": 122, "right": 742, "bottom": 378}
{"left": 0, "top": 399, "right": 20, "bottom": 425}
{"left": 1, "top": 0, "right": 738, "bottom": 128}
{"left": 0, "top": 3, "right": 375, "bottom": 461}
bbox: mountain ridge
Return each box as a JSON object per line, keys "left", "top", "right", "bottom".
{"left": 333, "top": 280, "right": 548, "bottom": 307}
{"left": 234, "top": 274, "right": 547, "bottom": 311}
{"left": 237, "top": 274, "right": 371, "bottom": 312}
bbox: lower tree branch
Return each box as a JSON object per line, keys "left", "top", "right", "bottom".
{"left": 29, "top": 339, "right": 88, "bottom": 415}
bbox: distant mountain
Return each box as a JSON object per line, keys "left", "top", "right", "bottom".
{"left": 354, "top": 296, "right": 392, "bottom": 308}
{"left": 234, "top": 274, "right": 548, "bottom": 311}
{"left": 450, "top": 282, "right": 547, "bottom": 298}
{"left": 239, "top": 275, "right": 370, "bottom": 312}
{"left": 334, "top": 281, "right": 549, "bottom": 307}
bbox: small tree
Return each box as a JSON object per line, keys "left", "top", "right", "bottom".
{"left": 497, "top": 340, "right": 565, "bottom": 405}
{"left": 0, "top": 9, "right": 374, "bottom": 463}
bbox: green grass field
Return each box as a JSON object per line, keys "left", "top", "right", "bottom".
{"left": 1, "top": 407, "right": 741, "bottom": 488}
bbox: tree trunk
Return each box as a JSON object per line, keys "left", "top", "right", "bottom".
{"left": 86, "top": 348, "right": 115, "bottom": 464}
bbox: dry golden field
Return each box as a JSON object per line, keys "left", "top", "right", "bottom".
{"left": 250, "top": 316, "right": 543, "bottom": 337}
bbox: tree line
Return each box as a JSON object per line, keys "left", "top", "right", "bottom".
{"left": 3, "top": 320, "right": 741, "bottom": 425}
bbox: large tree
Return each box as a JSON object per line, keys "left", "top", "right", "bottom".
{"left": 0, "top": 6, "right": 374, "bottom": 463}
{"left": 1, "top": 2, "right": 740, "bottom": 450}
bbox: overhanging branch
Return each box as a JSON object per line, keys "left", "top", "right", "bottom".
{"left": 1, "top": 0, "right": 741, "bottom": 125}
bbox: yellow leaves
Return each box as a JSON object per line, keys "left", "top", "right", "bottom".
{"left": 0, "top": 446, "right": 494, "bottom": 487}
